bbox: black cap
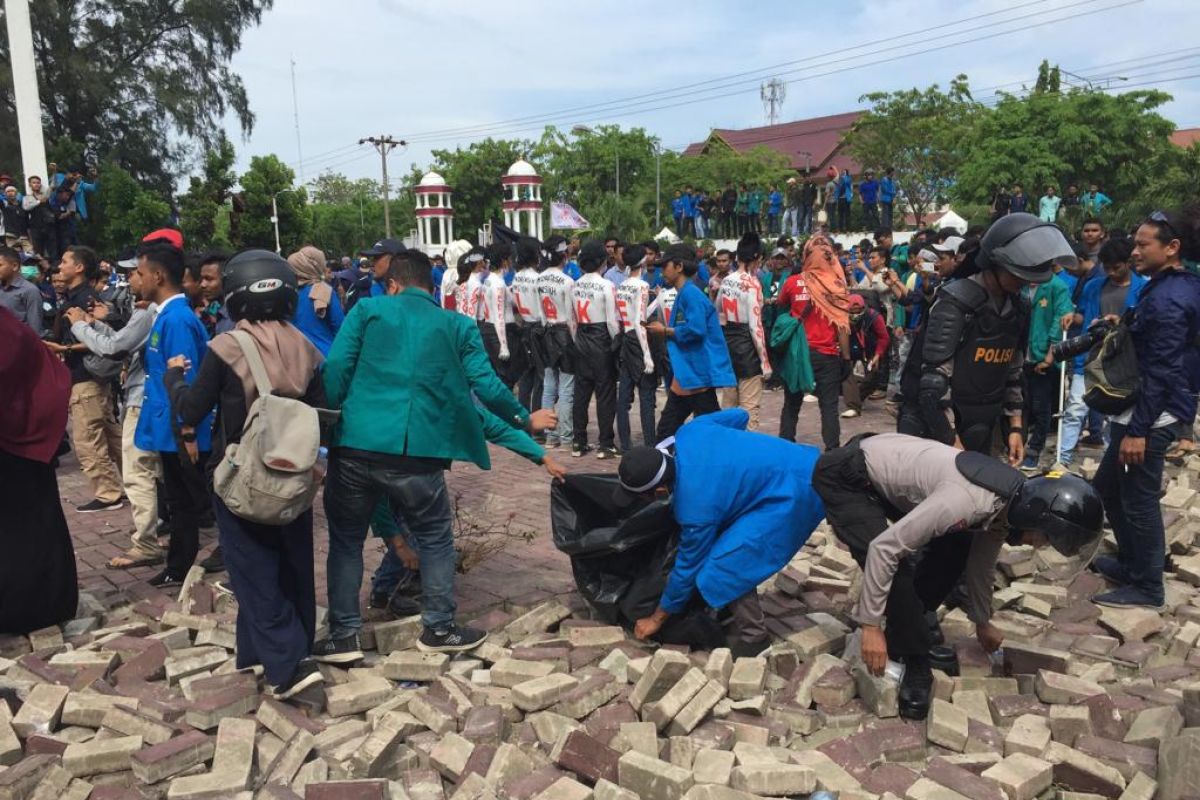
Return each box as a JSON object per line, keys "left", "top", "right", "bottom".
{"left": 578, "top": 239, "right": 607, "bottom": 270}
{"left": 359, "top": 238, "right": 406, "bottom": 257}
{"left": 613, "top": 446, "right": 672, "bottom": 505}
{"left": 662, "top": 243, "right": 695, "bottom": 266}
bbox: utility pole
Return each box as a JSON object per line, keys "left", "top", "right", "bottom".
{"left": 290, "top": 55, "right": 304, "bottom": 181}
{"left": 5, "top": 0, "right": 48, "bottom": 187}
{"left": 359, "top": 135, "right": 406, "bottom": 238}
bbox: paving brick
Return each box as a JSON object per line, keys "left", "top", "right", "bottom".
{"left": 628, "top": 650, "right": 692, "bottom": 712}
{"left": 491, "top": 658, "right": 559, "bottom": 688}
{"left": 981, "top": 753, "right": 1054, "bottom": 800}
{"left": 533, "top": 776, "right": 593, "bottom": 800}
{"left": 566, "top": 626, "right": 625, "bottom": 648}
{"left": 304, "top": 781, "right": 387, "bottom": 800}
{"left": 553, "top": 673, "right": 620, "bottom": 720}
{"left": 263, "top": 729, "right": 315, "bottom": 787}
{"left": 691, "top": 749, "right": 735, "bottom": 786}
{"left": 1034, "top": 670, "right": 1105, "bottom": 704}
{"left": 349, "top": 711, "right": 421, "bottom": 779}
{"left": 929, "top": 698, "right": 970, "bottom": 752}
{"left": 552, "top": 729, "right": 621, "bottom": 785}
{"left": 1154, "top": 729, "right": 1200, "bottom": 800}
{"left": 1116, "top": 772, "right": 1156, "bottom": 800}
{"left": 130, "top": 729, "right": 214, "bottom": 785}
{"left": 1123, "top": 705, "right": 1183, "bottom": 749}
{"left": 167, "top": 716, "right": 255, "bottom": 798}
{"left": 925, "top": 757, "right": 1007, "bottom": 800}
{"left": 513, "top": 673, "right": 580, "bottom": 713}
{"left": 1004, "top": 714, "right": 1051, "bottom": 758}
{"left": 0, "top": 753, "right": 57, "bottom": 800}
{"left": 593, "top": 778, "right": 638, "bottom": 800}
{"left": 408, "top": 694, "right": 458, "bottom": 735}
{"left": 485, "top": 742, "right": 537, "bottom": 787}
{"left": 102, "top": 703, "right": 177, "bottom": 744}
{"left": 1049, "top": 705, "right": 1092, "bottom": 745}
{"left": 505, "top": 601, "right": 572, "bottom": 639}
{"left": 372, "top": 616, "right": 423, "bottom": 655}
{"left": 790, "top": 749, "right": 861, "bottom": 793}
{"left": 379, "top": 651, "right": 449, "bottom": 682}
{"left": 62, "top": 734, "right": 143, "bottom": 777}
{"left": 617, "top": 750, "right": 694, "bottom": 800}
{"left": 703, "top": 650, "right": 733, "bottom": 688}
{"left": 726, "top": 659, "right": 765, "bottom": 702}
{"left": 11, "top": 684, "right": 68, "bottom": 738}
{"left": 256, "top": 698, "right": 325, "bottom": 742}
{"left": 430, "top": 731, "right": 475, "bottom": 782}
{"left": 324, "top": 676, "right": 392, "bottom": 717}
{"left": 667, "top": 679, "right": 726, "bottom": 737}
{"left": 906, "top": 776, "right": 972, "bottom": 800}
{"left": 60, "top": 692, "right": 133, "bottom": 728}
{"left": 1043, "top": 741, "right": 1126, "bottom": 798}
{"left": 1097, "top": 606, "right": 1165, "bottom": 643}
{"left": 644, "top": 668, "right": 707, "bottom": 731}
{"left": 855, "top": 662, "right": 899, "bottom": 718}
{"left": 729, "top": 763, "right": 815, "bottom": 796}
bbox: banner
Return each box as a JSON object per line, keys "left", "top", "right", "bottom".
{"left": 550, "top": 201, "right": 591, "bottom": 230}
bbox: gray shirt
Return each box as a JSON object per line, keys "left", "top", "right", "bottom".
{"left": 858, "top": 433, "right": 1008, "bottom": 628}
{"left": 0, "top": 275, "right": 43, "bottom": 330}
{"left": 71, "top": 305, "right": 155, "bottom": 408}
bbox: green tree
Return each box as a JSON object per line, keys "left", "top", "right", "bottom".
{"left": 844, "top": 75, "right": 982, "bottom": 226}
{"left": 178, "top": 135, "right": 238, "bottom": 250}
{"left": 236, "top": 155, "right": 310, "bottom": 253}
{"left": 1034, "top": 60, "right": 1062, "bottom": 94}
{"left": 953, "top": 85, "right": 1176, "bottom": 209}
{"left": 0, "top": 0, "right": 269, "bottom": 191}
{"left": 310, "top": 172, "right": 382, "bottom": 206}
{"left": 86, "top": 162, "right": 171, "bottom": 256}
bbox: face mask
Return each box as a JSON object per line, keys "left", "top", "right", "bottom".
{"left": 850, "top": 312, "right": 864, "bottom": 324}
{"left": 21, "top": 266, "right": 39, "bottom": 280}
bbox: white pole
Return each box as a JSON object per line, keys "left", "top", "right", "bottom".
{"left": 271, "top": 195, "right": 281, "bottom": 255}
{"left": 5, "top": 0, "right": 48, "bottom": 187}
{"left": 1054, "top": 328, "right": 1069, "bottom": 467}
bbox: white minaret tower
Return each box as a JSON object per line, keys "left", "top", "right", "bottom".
{"left": 502, "top": 159, "right": 543, "bottom": 239}
{"left": 415, "top": 170, "right": 454, "bottom": 256}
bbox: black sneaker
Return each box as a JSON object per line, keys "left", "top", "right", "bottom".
{"left": 595, "top": 446, "right": 620, "bottom": 460}
{"left": 270, "top": 660, "right": 325, "bottom": 701}
{"left": 147, "top": 570, "right": 184, "bottom": 589}
{"left": 418, "top": 624, "right": 487, "bottom": 653}
{"left": 571, "top": 444, "right": 591, "bottom": 458}
{"left": 199, "top": 546, "right": 225, "bottom": 573}
{"left": 368, "top": 592, "right": 390, "bottom": 610}
{"left": 312, "top": 633, "right": 364, "bottom": 664}
{"left": 388, "top": 592, "right": 421, "bottom": 618}
{"left": 899, "top": 656, "right": 934, "bottom": 721}
{"left": 77, "top": 498, "right": 124, "bottom": 513}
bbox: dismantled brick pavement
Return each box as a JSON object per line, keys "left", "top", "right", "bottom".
{"left": 3, "top": 394, "right": 1200, "bottom": 800}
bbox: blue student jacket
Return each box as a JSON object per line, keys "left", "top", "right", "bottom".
{"left": 667, "top": 280, "right": 735, "bottom": 391}
{"left": 293, "top": 283, "right": 346, "bottom": 356}
{"left": 136, "top": 297, "right": 213, "bottom": 453}
{"left": 660, "top": 409, "right": 825, "bottom": 613}
{"left": 1071, "top": 272, "right": 1146, "bottom": 375}
{"left": 880, "top": 176, "right": 896, "bottom": 203}
{"left": 1124, "top": 269, "right": 1200, "bottom": 437}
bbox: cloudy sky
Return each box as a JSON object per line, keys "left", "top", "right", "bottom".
{"left": 225, "top": 0, "right": 1200, "bottom": 187}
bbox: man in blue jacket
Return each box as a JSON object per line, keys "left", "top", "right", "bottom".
{"left": 1090, "top": 210, "right": 1200, "bottom": 610}
{"left": 880, "top": 168, "right": 897, "bottom": 229}
{"left": 647, "top": 243, "right": 735, "bottom": 439}
{"left": 1058, "top": 239, "right": 1146, "bottom": 468}
{"left": 618, "top": 408, "right": 824, "bottom": 657}
{"left": 133, "top": 230, "right": 213, "bottom": 588}
{"left": 859, "top": 170, "right": 880, "bottom": 231}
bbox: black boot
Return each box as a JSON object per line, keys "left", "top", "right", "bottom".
{"left": 926, "top": 611, "right": 944, "bottom": 646}
{"left": 899, "top": 656, "right": 933, "bottom": 721}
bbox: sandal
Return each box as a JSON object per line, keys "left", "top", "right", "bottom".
{"left": 107, "top": 551, "right": 164, "bottom": 570}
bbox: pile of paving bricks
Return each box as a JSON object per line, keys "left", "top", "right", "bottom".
{"left": 1, "top": 454, "right": 1198, "bottom": 800}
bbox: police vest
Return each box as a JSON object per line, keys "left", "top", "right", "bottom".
{"left": 946, "top": 279, "right": 1029, "bottom": 410}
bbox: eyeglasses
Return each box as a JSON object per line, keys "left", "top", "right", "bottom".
{"left": 1148, "top": 210, "right": 1181, "bottom": 241}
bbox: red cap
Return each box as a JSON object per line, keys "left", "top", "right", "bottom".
{"left": 142, "top": 228, "right": 184, "bottom": 249}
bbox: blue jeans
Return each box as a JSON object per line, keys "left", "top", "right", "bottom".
{"left": 324, "top": 455, "right": 456, "bottom": 636}
{"left": 1059, "top": 373, "right": 1087, "bottom": 464}
{"left": 782, "top": 207, "right": 798, "bottom": 237}
{"left": 1092, "top": 423, "right": 1176, "bottom": 603}
{"left": 694, "top": 215, "right": 706, "bottom": 238}
{"left": 799, "top": 204, "right": 813, "bottom": 234}
{"left": 542, "top": 368, "right": 575, "bottom": 445}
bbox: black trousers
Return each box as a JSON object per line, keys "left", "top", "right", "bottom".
{"left": 813, "top": 442, "right": 972, "bottom": 657}
{"left": 1023, "top": 365, "right": 1056, "bottom": 456}
{"left": 655, "top": 388, "right": 720, "bottom": 440}
{"left": 215, "top": 495, "right": 315, "bottom": 686}
{"left": 160, "top": 450, "right": 210, "bottom": 578}
{"left": 779, "top": 351, "right": 843, "bottom": 449}
{"left": 617, "top": 362, "right": 658, "bottom": 450}
{"left": 573, "top": 366, "right": 617, "bottom": 449}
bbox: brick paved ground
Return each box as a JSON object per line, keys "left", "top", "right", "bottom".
{"left": 60, "top": 389, "right": 894, "bottom": 623}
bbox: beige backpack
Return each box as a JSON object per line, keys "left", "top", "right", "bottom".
{"left": 213, "top": 331, "right": 321, "bottom": 525}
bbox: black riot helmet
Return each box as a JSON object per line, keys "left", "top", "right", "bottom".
{"left": 977, "top": 212, "right": 1076, "bottom": 284}
{"left": 222, "top": 249, "right": 299, "bottom": 322}
{"left": 1006, "top": 471, "right": 1104, "bottom": 558}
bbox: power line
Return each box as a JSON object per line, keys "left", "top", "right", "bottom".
{"left": 396, "top": 0, "right": 1136, "bottom": 147}
{"left": 358, "top": 136, "right": 406, "bottom": 237}
{"left": 392, "top": 0, "right": 1073, "bottom": 142}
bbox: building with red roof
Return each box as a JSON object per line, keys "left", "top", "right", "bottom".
{"left": 1170, "top": 127, "right": 1200, "bottom": 149}
{"left": 682, "top": 111, "right": 864, "bottom": 175}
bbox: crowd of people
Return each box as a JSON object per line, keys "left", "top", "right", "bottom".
{"left": 1, "top": 193, "right": 1197, "bottom": 720}
{"left": 0, "top": 165, "right": 99, "bottom": 265}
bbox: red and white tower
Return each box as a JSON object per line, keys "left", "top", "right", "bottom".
{"left": 502, "top": 159, "right": 543, "bottom": 239}
{"left": 415, "top": 170, "right": 454, "bottom": 256}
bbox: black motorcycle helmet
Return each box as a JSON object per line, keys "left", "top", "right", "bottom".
{"left": 222, "top": 249, "right": 299, "bottom": 322}
{"left": 976, "top": 212, "right": 1076, "bottom": 284}
{"left": 1006, "top": 471, "right": 1104, "bottom": 557}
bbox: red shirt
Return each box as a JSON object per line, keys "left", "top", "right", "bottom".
{"left": 778, "top": 273, "right": 840, "bottom": 356}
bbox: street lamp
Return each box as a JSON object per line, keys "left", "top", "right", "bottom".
{"left": 571, "top": 124, "right": 619, "bottom": 203}
{"left": 651, "top": 136, "right": 662, "bottom": 230}
{"left": 271, "top": 189, "right": 289, "bottom": 255}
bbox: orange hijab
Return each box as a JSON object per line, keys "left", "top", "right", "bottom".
{"left": 801, "top": 235, "right": 851, "bottom": 332}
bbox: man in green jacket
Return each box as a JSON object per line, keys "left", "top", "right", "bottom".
{"left": 316, "top": 249, "right": 536, "bottom": 660}
{"left": 1020, "top": 269, "right": 1075, "bottom": 471}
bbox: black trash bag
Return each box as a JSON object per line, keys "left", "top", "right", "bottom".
{"left": 551, "top": 474, "right": 726, "bottom": 649}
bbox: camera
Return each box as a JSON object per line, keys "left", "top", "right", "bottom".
{"left": 1052, "top": 320, "right": 1114, "bottom": 362}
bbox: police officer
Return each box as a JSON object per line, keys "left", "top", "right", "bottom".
{"left": 813, "top": 432, "right": 1103, "bottom": 720}
{"left": 898, "top": 213, "right": 1077, "bottom": 461}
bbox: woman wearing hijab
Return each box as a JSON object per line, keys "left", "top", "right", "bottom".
{"left": 166, "top": 250, "right": 327, "bottom": 700}
{"left": 288, "top": 245, "right": 344, "bottom": 356}
{"left": 0, "top": 306, "right": 79, "bottom": 633}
